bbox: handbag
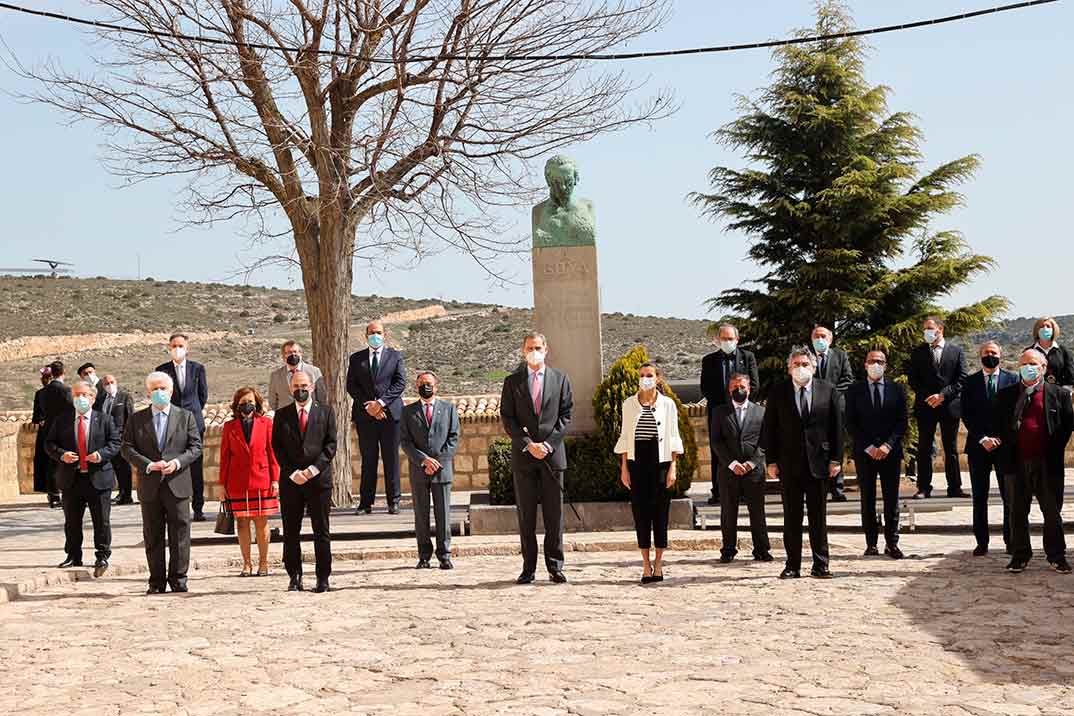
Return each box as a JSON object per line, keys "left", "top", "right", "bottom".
{"left": 214, "top": 498, "right": 235, "bottom": 535}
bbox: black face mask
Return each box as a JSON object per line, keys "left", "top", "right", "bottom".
{"left": 285, "top": 354, "right": 301, "bottom": 366}
{"left": 238, "top": 403, "right": 256, "bottom": 416}
{"left": 731, "top": 388, "right": 748, "bottom": 404}
{"left": 981, "top": 355, "right": 1000, "bottom": 369}
{"left": 418, "top": 384, "right": 435, "bottom": 399}
{"left": 292, "top": 388, "right": 310, "bottom": 403}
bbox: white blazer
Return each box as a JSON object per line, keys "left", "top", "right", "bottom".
{"left": 614, "top": 393, "right": 684, "bottom": 463}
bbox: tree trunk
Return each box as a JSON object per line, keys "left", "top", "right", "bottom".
{"left": 298, "top": 220, "right": 355, "bottom": 507}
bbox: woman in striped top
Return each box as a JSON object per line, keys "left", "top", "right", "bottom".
{"left": 614, "top": 362, "right": 684, "bottom": 584}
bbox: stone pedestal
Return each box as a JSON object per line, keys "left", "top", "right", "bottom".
{"left": 532, "top": 245, "right": 603, "bottom": 433}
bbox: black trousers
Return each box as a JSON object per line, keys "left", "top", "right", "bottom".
{"left": 62, "top": 478, "right": 112, "bottom": 562}
{"left": 413, "top": 478, "right": 452, "bottom": 560}
{"left": 780, "top": 470, "right": 830, "bottom": 572}
{"left": 966, "top": 443, "right": 1009, "bottom": 549}
{"left": 356, "top": 419, "right": 402, "bottom": 507}
{"left": 627, "top": 439, "right": 671, "bottom": 550}
{"left": 1008, "top": 458, "right": 1067, "bottom": 563}
{"left": 140, "top": 488, "right": 191, "bottom": 590}
{"left": 718, "top": 471, "right": 770, "bottom": 557}
{"left": 280, "top": 481, "right": 332, "bottom": 581}
{"left": 512, "top": 460, "right": 565, "bottom": 574}
{"left": 915, "top": 410, "right": 962, "bottom": 495}
{"left": 856, "top": 452, "right": 901, "bottom": 548}
{"left": 113, "top": 456, "right": 133, "bottom": 500}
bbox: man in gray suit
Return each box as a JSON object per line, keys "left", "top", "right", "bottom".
{"left": 268, "top": 340, "right": 326, "bottom": 411}
{"left": 500, "top": 332, "right": 573, "bottom": 585}
{"left": 400, "top": 371, "right": 460, "bottom": 570}
{"left": 121, "top": 371, "right": 203, "bottom": 594}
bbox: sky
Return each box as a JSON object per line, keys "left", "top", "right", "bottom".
{"left": 1, "top": 1, "right": 1071, "bottom": 322}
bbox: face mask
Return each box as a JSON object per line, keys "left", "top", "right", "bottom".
{"left": 526, "top": 349, "right": 545, "bottom": 366}
{"left": 792, "top": 366, "right": 814, "bottom": 385}
{"left": 812, "top": 338, "right": 829, "bottom": 353}
{"left": 1019, "top": 364, "right": 1041, "bottom": 383}
{"left": 639, "top": 376, "right": 657, "bottom": 391}
{"left": 866, "top": 363, "right": 886, "bottom": 380}
{"left": 418, "top": 384, "right": 435, "bottom": 399}
{"left": 104, "top": 383, "right": 118, "bottom": 397}
{"left": 719, "top": 340, "right": 738, "bottom": 355}
{"left": 923, "top": 329, "right": 938, "bottom": 344}
{"left": 73, "top": 396, "right": 92, "bottom": 414}
{"left": 238, "top": 403, "right": 256, "bottom": 416}
{"left": 1039, "top": 327, "right": 1054, "bottom": 341}
{"left": 731, "top": 388, "right": 748, "bottom": 404}
{"left": 170, "top": 346, "right": 187, "bottom": 361}
{"left": 981, "top": 355, "right": 1000, "bottom": 370}
{"left": 150, "top": 389, "right": 171, "bottom": 407}
{"left": 85, "top": 373, "right": 99, "bottom": 386}
{"left": 367, "top": 334, "right": 384, "bottom": 349}
{"left": 292, "top": 388, "right": 310, "bottom": 403}
{"left": 285, "top": 353, "right": 301, "bottom": 367}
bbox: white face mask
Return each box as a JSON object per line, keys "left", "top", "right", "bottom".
{"left": 170, "top": 346, "right": 187, "bottom": 361}
{"left": 719, "top": 340, "right": 738, "bottom": 355}
{"left": 85, "top": 373, "right": 99, "bottom": 386}
{"left": 526, "top": 349, "right": 545, "bottom": 366}
{"left": 639, "top": 376, "right": 657, "bottom": 391}
{"left": 866, "top": 363, "right": 886, "bottom": 380}
{"left": 104, "top": 383, "right": 118, "bottom": 397}
{"left": 923, "top": 329, "right": 938, "bottom": 344}
{"left": 791, "top": 365, "right": 814, "bottom": 385}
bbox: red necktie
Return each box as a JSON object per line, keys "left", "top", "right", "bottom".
{"left": 299, "top": 407, "right": 308, "bottom": 434}
{"left": 425, "top": 402, "right": 433, "bottom": 426}
{"left": 77, "top": 416, "right": 88, "bottom": 472}
{"left": 532, "top": 372, "right": 542, "bottom": 416}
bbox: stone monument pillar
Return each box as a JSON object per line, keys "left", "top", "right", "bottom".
{"left": 531, "top": 155, "right": 603, "bottom": 433}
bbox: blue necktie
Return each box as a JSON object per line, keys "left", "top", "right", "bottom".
{"left": 155, "top": 411, "right": 166, "bottom": 452}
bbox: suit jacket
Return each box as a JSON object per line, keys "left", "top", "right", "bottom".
{"left": 346, "top": 347, "right": 406, "bottom": 423}
{"left": 500, "top": 366, "right": 574, "bottom": 471}
{"left": 32, "top": 387, "right": 47, "bottom": 425}
{"left": 995, "top": 381, "right": 1074, "bottom": 476}
{"left": 907, "top": 342, "right": 967, "bottom": 417}
{"left": 156, "top": 360, "right": 208, "bottom": 432}
{"left": 701, "top": 348, "right": 760, "bottom": 416}
{"left": 961, "top": 369, "right": 1019, "bottom": 442}
{"left": 844, "top": 378, "right": 909, "bottom": 458}
{"left": 268, "top": 362, "right": 327, "bottom": 412}
{"left": 121, "top": 406, "right": 203, "bottom": 502}
{"left": 220, "top": 416, "right": 279, "bottom": 494}
{"left": 41, "top": 379, "right": 73, "bottom": 431}
{"left": 271, "top": 401, "right": 338, "bottom": 491}
{"left": 45, "top": 409, "right": 121, "bottom": 491}
{"left": 400, "top": 399, "right": 461, "bottom": 484}
{"left": 94, "top": 388, "right": 135, "bottom": 436}
{"left": 761, "top": 378, "right": 844, "bottom": 480}
{"left": 811, "top": 346, "right": 854, "bottom": 395}
{"left": 710, "top": 401, "right": 766, "bottom": 483}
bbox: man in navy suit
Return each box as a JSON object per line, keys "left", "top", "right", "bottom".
{"left": 156, "top": 332, "right": 209, "bottom": 521}
{"left": 961, "top": 341, "right": 1019, "bottom": 555}
{"left": 346, "top": 321, "right": 407, "bottom": 514}
{"left": 907, "top": 316, "right": 968, "bottom": 499}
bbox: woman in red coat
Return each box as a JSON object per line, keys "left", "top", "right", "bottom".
{"left": 220, "top": 387, "right": 279, "bottom": 576}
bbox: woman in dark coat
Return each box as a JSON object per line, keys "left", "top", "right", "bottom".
{"left": 31, "top": 366, "right": 59, "bottom": 507}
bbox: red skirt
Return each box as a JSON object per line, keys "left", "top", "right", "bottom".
{"left": 226, "top": 487, "right": 279, "bottom": 518}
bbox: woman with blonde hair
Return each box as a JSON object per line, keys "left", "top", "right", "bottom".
{"left": 1028, "top": 317, "right": 1073, "bottom": 391}
{"left": 219, "top": 387, "right": 279, "bottom": 576}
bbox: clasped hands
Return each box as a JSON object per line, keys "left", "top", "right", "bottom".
{"left": 925, "top": 393, "right": 946, "bottom": 409}
{"left": 767, "top": 462, "right": 841, "bottom": 479}
{"left": 364, "top": 400, "right": 386, "bottom": 421}
{"left": 289, "top": 468, "right": 316, "bottom": 485}
{"left": 61, "top": 451, "right": 102, "bottom": 464}
{"left": 421, "top": 457, "right": 442, "bottom": 476}
{"left": 147, "top": 459, "right": 181, "bottom": 475}
{"left": 525, "top": 441, "right": 550, "bottom": 460}
{"left": 728, "top": 461, "right": 754, "bottom": 476}
{"left": 864, "top": 444, "right": 892, "bottom": 461}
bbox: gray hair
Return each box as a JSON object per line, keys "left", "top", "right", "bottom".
{"left": 289, "top": 370, "right": 313, "bottom": 386}
{"left": 145, "top": 371, "right": 174, "bottom": 390}
{"left": 716, "top": 323, "right": 740, "bottom": 339}
{"left": 71, "top": 380, "right": 98, "bottom": 396}
{"left": 521, "top": 331, "right": 547, "bottom": 347}
{"left": 416, "top": 370, "right": 439, "bottom": 384}
{"left": 1020, "top": 348, "right": 1046, "bottom": 365}
{"left": 787, "top": 346, "right": 817, "bottom": 368}
{"left": 979, "top": 340, "right": 1002, "bottom": 355}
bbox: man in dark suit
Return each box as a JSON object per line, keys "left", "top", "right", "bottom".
{"left": 762, "top": 347, "right": 843, "bottom": 579}
{"left": 400, "top": 371, "right": 461, "bottom": 570}
{"left": 45, "top": 380, "right": 121, "bottom": 576}
{"left": 710, "top": 373, "right": 771, "bottom": 563}
{"left": 700, "top": 323, "right": 760, "bottom": 505}
{"left": 961, "top": 342, "right": 1019, "bottom": 555}
{"left": 156, "top": 332, "right": 209, "bottom": 521}
{"left": 346, "top": 320, "right": 407, "bottom": 515}
{"left": 272, "top": 370, "right": 339, "bottom": 592}
{"left": 810, "top": 325, "right": 854, "bottom": 501}
{"left": 122, "top": 371, "right": 203, "bottom": 594}
{"left": 995, "top": 350, "right": 1073, "bottom": 574}
{"left": 500, "top": 332, "right": 574, "bottom": 584}
{"left": 95, "top": 374, "right": 136, "bottom": 505}
{"left": 40, "top": 360, "right": 73, "bottom": 507}
{"left": 907, "top": 316, "right": 968, "bottom": 499}
{"left": 845, "top": 350, "right": 909, "bottom": 559}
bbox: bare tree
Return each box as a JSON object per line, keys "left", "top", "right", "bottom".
{"left": 12, "top": 0, "right": 673, "bottom": 505}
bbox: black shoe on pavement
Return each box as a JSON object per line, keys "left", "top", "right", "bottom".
{"left": 388, "top": 502, "right": 400, "bottom": 515}
{"left": 516, "top": 572, "right": 535, "bottom": 585}
{"left": 1052, "top": 559, "right": 1072, "bottom": 574}
{"left": 288, "top": 576, "right": 305, "bottom": 592}
{"left": 312, "top": 580, "right": 331, "bottom": 593}
{"left": 439, "top": 558, "right": 454, "bottom": 570}
{"left": 810, "top": 565, "right": 833, "bottom": 579}
{"left": 830, "top": 492, "right": 848, "bottom": 502}
{"left": 549, "top": 570, "right": 568, "bottom": 584}
{"left": 58, "top": 557, "right": 82, "bottom": 568}
{"left": 884, "top": 545, "right": 904, "bottom": 560}
{"left": 947, "top": 490, "right": 970, "bottom": 499}
{"left": 192, "top": 512, "right": 206, "bottom": 522}
{"left": 753, "top": 552, "right": 774, "bottom": 562}
{"left": 719, "top": 553, "right": 734, "bottom": 564}
{"left": 1006, "top": 558, "right": 1028, "bottom": 573}
{"left": 93, "top": 559, "right": 109, "bottom": 578}
{"left": 779, "top": 568, "right": 800, "bottom": 579}
{"left": 973, "top": 545, "right": 988, "bottom": 557}
{"left": 864, "top": 546, "right": 879, "bottom": 556}
{"left": 416, "top": 559, "right": 431, "bottom": 569}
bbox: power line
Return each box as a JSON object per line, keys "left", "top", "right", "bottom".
{"left": 0, "top": 1, "right": 1060, "bottom": 63}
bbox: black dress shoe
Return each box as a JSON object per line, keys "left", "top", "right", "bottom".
{"left": 387, "top": 503, "right": 400, "bottom": 515}
{"left": 355, "top": 505, "right": 373, "bottom": 515}
{"left": 753, "top": 552, "right": 774, "bottom": 562}
{"left": 829, "top": 492, "right": 848, "bottom": 502}
{"left": 115, "top": 496, "right": 134, "bottom": 506}
{"left": 93, "top": 559, "right": 109, "bottom": 578}
{"left": 439, "top": 558, "right": 454, "bottom": 570}
{"left": 549, "top": 570, "right": 568, "bottom": 584}
{"left": 516, "top": 572, "right": 535, "bottom": 585}
{"left": 58, "top": 557, "right": 83, "bottom": 568}
{"left": 884, "top": 545, "right": 905, "bottom": 560}
{"left": 864, "top": 545, "right": 880, "bottom": 556}
{"left": 973, "top": 545, "right": 988, "bottom": 557}
{"left": 641, "top": 575, "right": 654, "bottom": 584}
{"left": 1052, "top": 559, "right": 1072, "bottom": 574}
{"left": 810, "top": 565, "right": 833, "bottom": 579}
{"left": 912, "top": 491, "right": 929, "bottom": 500}
{"left": 706, "top": 494, "right": 720, "bottom": 506}
{"left": 191, "top": 512, "right": 206, "bottom": 522}
{"left": 146, "top": 585, "right": 166, "bottom": 595}
{"left": 288, "top": 577, "right": 305, "bottom": 592}
{"left": 779, "top": 568, "right": 800, "bottom": 579}
{"left": 719, "top": 553, "right": 735, "bottom": 564}
{"left": 312, "top": 580, "right": 331, "bottom": 593}
{"left": 416, "top": 558, "right": 432, "bottom": 569}
{"left": 1006, "top": 558, "right": 1028, "bottom": 573}
{"left": 169, "top": 583, "right": 188, "bottom": 593}
{"left": 947, "top": 490, "right": 970, "bottom": 499}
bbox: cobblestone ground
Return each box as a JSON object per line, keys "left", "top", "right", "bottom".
{"left": 2, "top": 536, "right": 1073, "bottom": 715}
